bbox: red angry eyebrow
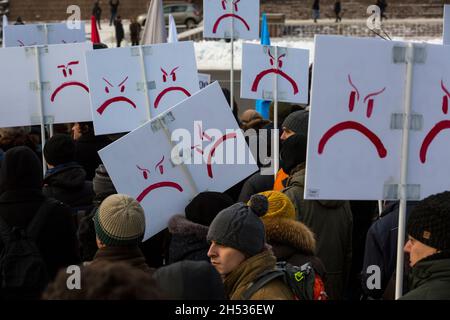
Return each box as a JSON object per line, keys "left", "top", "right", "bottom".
{"left": 268, "top": 50, "right": 275, "bottom": 60}
{"left": 363, "top": 87, "right": 386, "bottom": 103}
{"left": 102, "top": 77, "right": 114, "bottom": 87}
{"left": 57, "top": 65, "right": 66, "bottom": 69}
{"left": 118, "top": 76, "right": 129, "bottom": 87}
{"left": 161, "top": 68, "right": 168, "bottom": 76}
{"left": 136, "top": 165, "right": 149, "bottom": 172}
{"left": 277, "top": 53, "right": 286, "bottom": 60}
{"left": 155, "top": 156, "right": 165, "bottom": 170}
{"left": 68, "top": 61, "right": 79, "bottom": 66}
{"left": 441, "top": 80, "right": 450, "bottom": 97}
{"left": 170, "top": 67, "right": 179, "bottom": 75}
{"left": 348, "top": 74, "right": 360, "bottom": 101}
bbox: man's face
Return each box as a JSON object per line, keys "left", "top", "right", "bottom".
{"left": 280, "top": 128, "right": 295, "bottom": 141}
{"left": 207, "top": 241, "right": 246, "bottom": 278}
{"left": 71, "top": 123, "right": 82, "bottom": 140}
{"left": 404, "top": 235, "right": 438, "bottom": 267}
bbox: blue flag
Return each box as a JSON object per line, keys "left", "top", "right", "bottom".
{"left": 255, "top": 13, "right": 271, "bottom": 119}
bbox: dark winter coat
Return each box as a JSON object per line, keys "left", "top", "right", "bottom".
{"left": 153, "top": 260, "right": 225, "bottom": 299}
{"left": 0, "top": 147, "right": 80, "bottom": 284}
{"left": 88, "top": 246, "right": 153, "bottom": 275}
{"left": 43, "top": 163, "right": 94, "bottom": 211}
{"left": 400, "top": 252, "right": 450, "bottom": 300}
{"left": 361, "top": 201, "right": 418, "bottom": 299}
{"left": 167, "top": 214, "right": 210, "bottom": 264}
{"left": 115, "top": 20, "right": 125, "bottom": 40}
{"left": 224, "top": 250, "right": 293, "bottom": 300}
{"left": 282, "top": 163, "right": 353, "bottom": 300}
{"left": 264, "top": 218, "right": 327, "bottom": 279}
{"left": 74, "top": 132, "right": 110, "bottom": 180}
{"left": 238, "top": 172, "right": 274, "bottom": 203}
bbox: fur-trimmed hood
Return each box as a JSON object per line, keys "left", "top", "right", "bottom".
{"left": 264, "top": 217, "right": 316, "bottom": 256}
{"left": 168, "top": 214, "right": 209, "bottom": 240}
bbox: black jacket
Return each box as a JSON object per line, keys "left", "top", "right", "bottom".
{"left": 74, "top": 132, "right": 110, "bottom": 180}
{"left": 0, "top": 147, "right": 80, "bottom": 285}
{"left": 238, "top": 172, "right": 274, "bottom": 203}
{"left": 167, "top": 215, "right": 210, "bottom": 264}
{"left": 361, "top": 201, "right": 418, "bottom": 299}
{"left": 43, "top": 163, "right": 94, "bottom": 210}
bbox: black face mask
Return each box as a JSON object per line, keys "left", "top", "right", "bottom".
{"left": 279, "top": 134, "right": 308, "bottom": 174}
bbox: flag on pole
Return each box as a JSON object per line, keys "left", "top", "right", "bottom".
{"left": 255, "top": 13, "right": 271, "bottom": 119}
{"left": 141, "top": 0, "right": 167, "bottom": 45}
{"left": 167, "top": 14, "right": 178, "bottom": 43}
{"left": 2, "top": 14, "right": 8, "bottom": 48}
{"left": 91, "top": 15, "right": 101, "bottom": 43}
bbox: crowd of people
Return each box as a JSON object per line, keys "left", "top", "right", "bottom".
{"left": 0, "top": 78, "right": 449, "bottom": 300}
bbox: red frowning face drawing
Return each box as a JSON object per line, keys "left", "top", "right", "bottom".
{"left": 154, "top": 66, "right": 191, "bottom": 109}
{"left": 318, "top": 74, "right": 387, "bottom": 158}
{"left": 251, "top": 49, "right": 299, "bottom": 95}
{"left": 50, "top": 60, "right": 90, "bottom": 102}
{"left": 419, "top": 80, "right": 450, "bottom": 163}
{"left": 135, "top": 155, "right": 184, "bottom": 202}
{"left": 96, "top": 76, "right": 137, "bottom": 115}
{"left": 213, "top": 0, "right": 250, "bottom": 34}
{"left": 191, "top": 123, "right": 237, "bottom": 178}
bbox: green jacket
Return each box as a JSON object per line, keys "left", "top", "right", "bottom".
{"left": 224, "top": 250, "right": 293, "bottom": 300}
{"left": 401, "top": 253, "right": 450, "bottom": 300}
{"left": 282, "top": 163, "right": 353, "bottom": 300}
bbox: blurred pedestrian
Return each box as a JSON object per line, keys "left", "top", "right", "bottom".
{"left": 312, "top": 0, "right": 320, "bottom": 23}
{"left": 129, "top": 17, "right": 142, "bottom": 46}
{"left": 114, "top": 16, "right": 124, "bottom": 47}
{"left": 334, "top": 1, "right": 342, "bottom": 23}
{"left": 92, "top": 1, "right": 102, "bottom": 30}
{"left": 109, "top": 0, "right": 120, "bottom": 26}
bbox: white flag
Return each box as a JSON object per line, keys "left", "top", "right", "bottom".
{"left": 140, "top": 0, "right": 167, "bottom": 45}
{"left": 167, "top": 14, "right": 178, "bottom": 43}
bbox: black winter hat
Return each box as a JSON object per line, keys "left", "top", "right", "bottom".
{"left": 185, "top": 192, "right": 234, "bottom": 227}
{"left": 44, "top": 134, "right": 75, "bottom": 166}
{"left": 282, "top": 110, "right": 309, "bottom": 136}
{"left": 92, "top": 164, "right": 117, "bottom": 197}
{"left": 407, "top": 191, "right": 450, "bottom": 251}
{"left": 207, "top": 194, "right": 268, "bottom": 257}
{"left": 0, "top": 146, "right": 42, "bottom": 193}
{"left": 280, "top": 133, "right": 308, "bottom": 175}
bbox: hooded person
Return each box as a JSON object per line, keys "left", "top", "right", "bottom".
{"left": 400, "top": 191, "right": 450, "bottom": 300}
{"left": 281, "top": 131, "right": 353, "bottom": 300}
{"left": 77, "top": 164, "right": 117, "bottom": 262}
{"left": 89, "top": 194, "right": 153, "bottom": 274}
{"left": 43, "top": 134, "right": 94, "bottom": 215}
{"left": 0, "top": 146, "right": 80, "bottom": 299}
{"left": 153, "top": 260, "right": 225, "bottom": 300}
{"left": 207, "top": 194, "right": 293, "bottom": 300}
{"left": 257, "top": 191, "right": 326, "bottom": 280}
{"left": 167, "top": 192, "right": 234, "bottom": 264}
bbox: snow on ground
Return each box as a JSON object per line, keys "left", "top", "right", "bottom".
{"left": 92, "top": 20, "right": 442, "bottom": 70}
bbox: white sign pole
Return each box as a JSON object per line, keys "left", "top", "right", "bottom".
{"left": 395, "top": 43, "right": 415, "bottom": 300}
{"left": 273, "top": 46, "right": 279, "bottom": 180}
{"left": 138, "top": 46, "right": 152, "bottom": 121}
{"left": 230, "top": 4, "right": 235, "bottom": 112}
{"left": 44, "top": 24, "right": 49, "bottom": 45}
{"left": 34, "top": 46, "right": 47, "bottom": 175}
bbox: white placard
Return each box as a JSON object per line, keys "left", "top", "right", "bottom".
{"left": 99, "top": 82, "right": 258, "bottom": 239}
{"left": 86, "top": 41, "right": 199, "bottom": 135}
{"left": 3, "top": 22, "right": 86, "bottom": 47}
{"left": 203, "top": 0, "right": 259, "bottom": 40}
{"left": 408, "top": 43, "right": 450, "bottom": 199}
{"left": 240, "top": 43, "right": 310, "bottom": 104}
{"left": 0, "top": 47, "right": 39, "bottom": 128}
{"left": 305, "top": 36, "right": 405, "bottom": 200}
{"left": 41, "top": 42, "right": 92, "bottom": 124}
{"left": 0, "top": 42, "right": 92, "bottom": 128}
{"left": 444, "top": 5, "right": 450, "bottom": 45}
{"left": 198, "top": 73, "right": 211, "bottom": 89}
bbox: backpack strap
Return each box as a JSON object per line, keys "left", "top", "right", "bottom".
{"left": 242, "top": 270, "right": 285, "bottom": 300}
{"left": 26, "top": 198, "right": 59, "bottom": 240}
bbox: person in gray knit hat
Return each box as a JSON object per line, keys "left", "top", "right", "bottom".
{"left": 280, "top": 109, "right": 309, "bottom": 141}
{"left": 401, "top": 191, "right": 450, "bottom": 300}
{"left": 207, "top": 194, "right": 293, "bottom": 300}
{"left": 89, "top": 194, "right": 153, "bottom": 274}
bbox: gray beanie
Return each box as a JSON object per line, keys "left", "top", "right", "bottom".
{"left": 206, "top": 194, "right": 268, "bottom": 257}
{"left": 93, "top": 164, "right": 117, "bottom": 197}
{"left": 281, "top": 110, "right": 309, "bottom": 136}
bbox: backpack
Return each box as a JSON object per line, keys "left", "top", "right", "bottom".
{"left": 0, "top": 199, "right": 56, "bottom": 298}
{"left": 243, "top": 261, "right": 328, "bottom": 300}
